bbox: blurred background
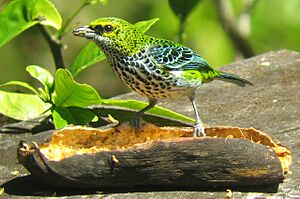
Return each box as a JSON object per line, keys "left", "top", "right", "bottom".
{"left": 0, "top": 0, "right": 300, "bottom": 98}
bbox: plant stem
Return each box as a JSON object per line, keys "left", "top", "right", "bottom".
{"left": 178, "top": 18, "right": 186, "bottom": 43}
{"left": 57, "top": 1, "right": 88, "bottom": 39}
{"left": 38, "top": 1, "right": 95, "bottom": 70}
{"left": 38, "top": 25, "right": 64, "bottom": 69}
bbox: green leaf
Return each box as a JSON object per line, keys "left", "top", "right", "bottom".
{"left": 169, "top": 0, "right": 201, "bottom": 21}
{"left": 0, "top": 90, "right": 50, "bottom": 120}
{"left": 66, "top": 107, "right": 96, "bottom": 125}
{"left": 1, "top": 81, "right": 39, "bottom": 95}
{"left": 0, "top": 0, "right": 62, "bottom": 47}
{"left": 134, "top": 18, "right": 160, "bottom": 33}
{"left": 37, "top": 87, "right": 52, "bottom": 102}
{"left": 52, "top": 107, "right": 68, "bottom": 129}
{"left": 70, "top": 43, "right": 106, "bottom": 76}
{"left": 52, "top": 106, "right": 96, "bottom": 129}
{"left": 101, "top": 99, "right": 194, "bottom": 123}
{"left": 52, "top": 69, "right": 101, "bottom": 107}
{"left": 26, "top": 65, "right": 54, "bottom": 91}
{"left": 70, "top": 18, "right": 159, "bottom": 76}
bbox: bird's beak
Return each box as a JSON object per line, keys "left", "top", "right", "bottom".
{"left": 72, "top": 26, "right": 97, "bottom": 40}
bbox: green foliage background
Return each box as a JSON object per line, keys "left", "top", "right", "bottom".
{"left": 0, "top": 0, "right": 299, "bottom": 98}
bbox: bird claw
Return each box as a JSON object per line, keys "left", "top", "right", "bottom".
{"left": 193, "top": 122, "right": 206, "bottom": 137}
{"left": 130, "top": 117, "right": 142, "bottom": 132}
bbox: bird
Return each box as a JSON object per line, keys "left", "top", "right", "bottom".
{"left": 73, "top": 17, "right": 252, "bottom": 137}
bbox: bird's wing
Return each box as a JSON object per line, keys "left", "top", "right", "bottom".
{"left": 148, "top": 44, "right": 211, "bottom": 71}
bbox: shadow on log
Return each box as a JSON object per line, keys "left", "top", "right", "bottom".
{"left": 17, "top": 122, "right": 291, "bottom": 192}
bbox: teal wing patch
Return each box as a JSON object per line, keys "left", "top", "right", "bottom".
{"left": 149, "top": 44, "right": 210, "bottom": 71}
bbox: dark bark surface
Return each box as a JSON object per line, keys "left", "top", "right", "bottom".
{"left": 16, "top": 126, "right": 285, "bottom": 191}
{"left": 1, "top": 49, "right": 300, "bottom": 198}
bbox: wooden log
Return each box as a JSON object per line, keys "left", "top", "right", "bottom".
{"left": 17, "top": 123, "right": 291, "bottom": 190}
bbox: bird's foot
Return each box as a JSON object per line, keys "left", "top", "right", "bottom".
{"left": 130, "top": 117, "right": 142, "bottom": 133}
{"left": 193, "top": 122, "right": 206, "bottom": 137}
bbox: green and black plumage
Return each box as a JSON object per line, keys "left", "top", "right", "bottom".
{"left": 73, "top": 17, "right": 252, "bottom": 136}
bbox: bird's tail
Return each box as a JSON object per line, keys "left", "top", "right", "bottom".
{"left": 216, "top": 72, "right": 253, "bottom": 87}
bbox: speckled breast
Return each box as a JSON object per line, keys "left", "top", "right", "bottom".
{"left": 107, "top": 50, "right": 195, "bottom": 99}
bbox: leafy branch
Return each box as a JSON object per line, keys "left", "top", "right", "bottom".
{"left": 168, "top": 0, "right": 256, "bottom": 58}
{"left": 0, "top": 6, "right": 194, "bottom": 129}
{"left": 41, "top": 0, "right": 107, "bottom": 70}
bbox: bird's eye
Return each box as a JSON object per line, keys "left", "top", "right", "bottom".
{"left": 104, "top": 25, "right": 113, "bottom": 33}
{"left": 93, "top": 25, "right": 103, "bottom": 33}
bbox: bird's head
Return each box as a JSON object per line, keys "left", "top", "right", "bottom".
{"left": 73, "top": 17, "right": 147, "bottom": 55}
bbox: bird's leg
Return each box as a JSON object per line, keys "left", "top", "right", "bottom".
{"left": 131, "top": 98, "right": 157, "bottom": 130}
{"left": 189, "top": 94, "right": 206, "bottom": 137}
